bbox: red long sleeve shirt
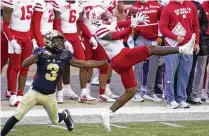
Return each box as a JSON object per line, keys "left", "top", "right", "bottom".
{"left": 160, "top": 1, "right": 200, "bottom": 46}
{"left": 133, "top": 1, "right": 162, "bottom": 40}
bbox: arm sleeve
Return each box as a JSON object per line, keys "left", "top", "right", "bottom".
{"left": 112, "top": 27, "right": 132, "bottom": 40}
{"left": 95, "top": 26, "right": 132, "bottom": 40}
{"left": 192, "top": 5, "right": 200, "bottom": 44}
{"left": 117, "top": 19, "right": 131, "bottom": 28}
{"left": 2, "top": 0, "right": 14, "bottom": 41}
{"left": 2, "top": 21, "right": 14, "bottom": 41}
{"left": 33, "top": 11, "right": 44, "bottom": 47}
{"left": 77, "top": 18, "right": 92, "bottom": 38}
{"left": 159, "top": 8, "right": 178, "bottom": 40}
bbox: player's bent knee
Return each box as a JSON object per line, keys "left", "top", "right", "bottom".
{"left": 99, "top": 65, "right": 108, "bottom": 75}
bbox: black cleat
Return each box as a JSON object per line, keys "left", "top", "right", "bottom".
{"left": 63, "top": 109, "right": 74, "bottom": 131}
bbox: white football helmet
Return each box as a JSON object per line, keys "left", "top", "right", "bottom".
{"left": 89, "top": 6, "right": 113, "bottom": 26}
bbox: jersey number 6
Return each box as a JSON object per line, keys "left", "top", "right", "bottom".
{"left": 45, "top": 63, "right": 59, "bottom": 81}
{"left": 69, "top": 10, "right": 76, "bottom": 23}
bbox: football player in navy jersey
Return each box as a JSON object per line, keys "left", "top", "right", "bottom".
{"left": 1, "top": 30, "right": 109, "bottom": 136}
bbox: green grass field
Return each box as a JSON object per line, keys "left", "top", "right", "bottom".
{"left": 5, "top": 121, "right": 209, "bottom": 136}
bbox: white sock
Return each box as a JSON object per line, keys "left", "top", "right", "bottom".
{"left": 86, "top": 83, "right": 91, "bottom": 90}
{"left": 106, "top": 84, "right": 110, "bottom": 89}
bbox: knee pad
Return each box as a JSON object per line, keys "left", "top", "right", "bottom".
{"left": 99, "top": 65, "right": 108, "bottom": 75}
{"left": 20, "top": 67, "right": 29, "bottom": 76}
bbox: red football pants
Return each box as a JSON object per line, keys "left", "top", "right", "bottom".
{"left": 82, "top": 34, "right": 108, "bottom": 74}
{"left": 110, "top": 46, "right": 149, "bottom": 89}
{"left": 8, "top": 38, "right": 32, "bottom": 92}
{"left": 1, "top": 33, "right": 8, "bottom": 73}
{"left": 64, "top": 33, "right": 85, "bottom": 60}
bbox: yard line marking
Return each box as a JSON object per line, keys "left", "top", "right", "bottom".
{"left": 49, "top": 125, "right": 67, "bottom": 130}
{"left": 158, "top": 122, "right": 183, "bottom": 127}
{"left": 110, "top": 124, "right": 128, "bottom": 129}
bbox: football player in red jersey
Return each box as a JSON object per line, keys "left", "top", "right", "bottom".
{"left": 2, "top": 0, "right": 43, "bottom": 107}
{"left": 53, "top": 0, "right": 99, "bottom": 102}
{"left": 89, "top": 6, "right": 196, "bottom": 133}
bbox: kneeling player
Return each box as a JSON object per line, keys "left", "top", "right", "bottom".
{"left": 1, "top": 30, "right": 109, "bottom": 136}
{"left": 89, "top": 6, "right": 196, "bottom": 133}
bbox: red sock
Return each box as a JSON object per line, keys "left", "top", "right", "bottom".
{"left": 100, "top": 88, "right": 105, "bottom": 95}
{"left": 33, "top": 73, "right": 37, "bottom": 80}
{"left": 63, "top": 81, "right": 70, "bottom": 85}
{"left": 107, "top": 79, "right": 111, "bottom": 84}
{"left": 17, "top": 90, "right": 23, "bottom": 96}
{"left": 87, "top": 80, "right": 90, "bottom": 83}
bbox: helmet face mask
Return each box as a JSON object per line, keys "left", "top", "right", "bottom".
{"left": 44, "top": 30, "right": 64, "bottom": 54}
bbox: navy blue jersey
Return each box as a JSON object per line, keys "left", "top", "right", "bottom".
{"left": 32, "top": 48, "right": 73, "bottom": 95}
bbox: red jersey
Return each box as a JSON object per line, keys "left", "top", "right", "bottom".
{"left": 160, "top": 1, "right": 200, "bottom": 47}
{"left": 202, "top": 1, "right": 209, "bottom": 35}
{"left": 133, "top": 1, "right": 162, "bottom": 40}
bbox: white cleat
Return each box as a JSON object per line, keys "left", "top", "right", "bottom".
{"left": 63, "top": 85, "right": 79, "bottom": 100}
{"left": 100, "top": 109, "right": 113, "bottom": 133}
{"left": 132, "top": 93, "right": 144, "bottom": 102}
{"left": 98, "top": 94, "right": 116, "bottom": 103}
{"left": 105, "top": 84, "right": 119, "bottom": 99}
{"left": 25, "top": 79, "right": 33, "bottom": 86}
{"left": 143, "top": 94, "right": 162, "bottom": 102}
{"left": 79, "top": 89, "right": 96, "bottom": 102}
{"left": 9, "top": 94, "right": 18, "bottom": 107}
{"left": 91, "top": 76, "right": 99, "bottom": 85}
{"left": 17, "top": 95, "right": 23, "bottom": 102}
{"left": 56, "top": 90, "right": 64, "bottom": 104}
{"left": 179, "top": 33, "right": 195, "bottom": 55}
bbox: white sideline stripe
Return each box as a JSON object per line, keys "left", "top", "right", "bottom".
{"left": 110, "top": 124, "right": 128, "bottom": 129}
{"left": 49, "top": 125, "right": 67, "bottom": 130}
{"left": 158, "top": 122, "right": 183, "bottom": 127}
{"left": 1, "top": 106, "right": 209, "bottom": 117}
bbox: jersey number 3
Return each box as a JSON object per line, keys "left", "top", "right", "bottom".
{"left": 45, "top": 63, "right": 59, "bottom": 81}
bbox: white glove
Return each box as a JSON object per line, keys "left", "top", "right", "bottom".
{"left": 131, "top": 12, "right": 150, "bottom": 28}
{"left": 10, "top": 39, "right": 22, "bottom": 54}
{"left": 32, "top": 39, "right": 39, "bottom": 49}
{"left": 90, "top": 36, "right": 98, "bottom": 50}
{"left": 64, "top": 41, "right": 74, "bottom": 53}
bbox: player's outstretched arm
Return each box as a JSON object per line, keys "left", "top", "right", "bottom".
{"left": 22, "top": 54, "right": 39, "bottom": 68}
{"left": 69, "top": 58, "right": 109, "bottom": 68}
{"left": 101, "top": 28, "right": 132, "bottom": 41}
